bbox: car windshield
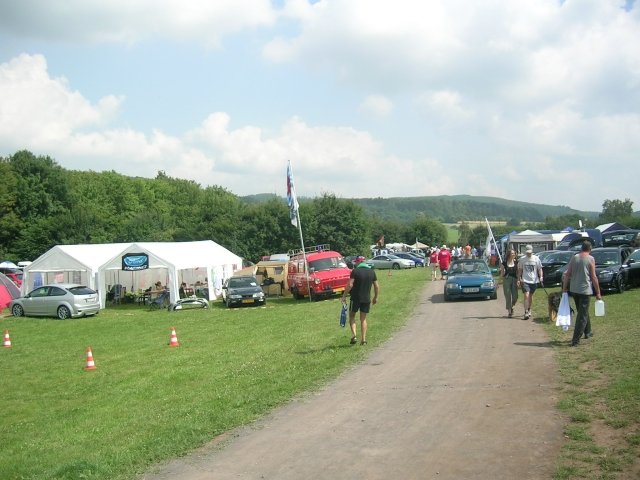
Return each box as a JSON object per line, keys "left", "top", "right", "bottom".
{"left": 228, "top": 277, "right": 258, "bottom": 288}
{"left": 545, "top": 252, "right": 573, "bottom": 264}
{"left": 591, "top": 251, "right": 619, "bottom": 266}
{"left": 69, "top": 286, "right": 96, "bottom": 295}
{"left": 629, "top": 250, "right": 640, "bottom": 261}
{"left": 450, "top": 261, "right": 490, "bottom": 274}
{"left": 309, "top": 257, "right": 347, "bottom": 271}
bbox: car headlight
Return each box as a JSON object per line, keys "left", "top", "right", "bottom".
{"left": 229, "top": 294, "right": 242, "bottom": 299}
{"left": 252, "top": 292, "right": 264, "bottom": 299}
{"left": 313, "top": 278, "right": 321, "bottom": 285}
{"left": 598, "top": 270, "right": 613, "bottom": 280}
{"left": 481, "top": 281, "right": 495, "bottom": 288}
{"left": 445, "top": 283, "right": 459, "bottom": 290}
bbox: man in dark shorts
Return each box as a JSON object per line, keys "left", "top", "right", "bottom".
{"left": 341, "top": 256, "right": 379, "bottom": 345}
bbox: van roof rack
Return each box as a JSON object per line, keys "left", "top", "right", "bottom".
{"left": 288, "top": 244, "right": 330, "bottom": 256}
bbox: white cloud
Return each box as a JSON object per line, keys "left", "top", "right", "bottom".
{"left": 359, "top": 95, "right": 394, "bottom": 117}
{"left": 0, "top": 0, "right": 277, "bottom": 47}
{"left": 0, "top": 52, "right": 455, "bottom": 200}
{"left": 417, "top": 90, "right": 474, "bottom": 123}
{"left": 0, "top": 54, "right": 123, "bottom": 149}
{"left": 1, "top": 0, "right": 639, "bottom": 211}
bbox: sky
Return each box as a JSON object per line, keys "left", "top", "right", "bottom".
{"left": 0, "top": 0, "right": 639, "bottom": 213}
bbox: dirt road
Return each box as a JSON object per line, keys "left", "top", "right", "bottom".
{"left": 143, "top": 281, "right": 564, "bottom": 479}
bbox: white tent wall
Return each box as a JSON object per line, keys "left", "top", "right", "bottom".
{"left": 22, "top": 243, "right": 129, "bottom": 296}
{"left": 23, "top": 240, "right": 243, "bottom": 309}
{"left": 100, "top": 240, "right": 242, "bottom": 307}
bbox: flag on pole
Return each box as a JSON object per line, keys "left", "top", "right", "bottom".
{"left": 484, "top": 218, "right": 503, "bottom": 265}
{"left": 286, "top": 160, "right": 299, "bottom": 227}
{"left": 484, "top": 234, "right": 492, "bottom": 260}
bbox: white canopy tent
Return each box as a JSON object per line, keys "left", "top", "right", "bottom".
{"left": 23, "top": 240, "right": 243, "bottom": 308}
{"left": 21, "top": 243, "right": 130, "bottom": 297}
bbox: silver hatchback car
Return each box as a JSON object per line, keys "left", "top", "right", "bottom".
{"left": 11, "top": 284, "right": 100, "bottom": 319}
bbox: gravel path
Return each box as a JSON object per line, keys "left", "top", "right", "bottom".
{"left": 143, "top": 280, "right": 564, "bottom": 480}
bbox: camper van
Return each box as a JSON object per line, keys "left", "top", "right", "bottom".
{"left": 287, "top": 244, "right": 351, "bottom": 300}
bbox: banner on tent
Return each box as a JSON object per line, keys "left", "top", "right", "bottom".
{"left": 122, "top": 253, "right": 149, "bottom": 271}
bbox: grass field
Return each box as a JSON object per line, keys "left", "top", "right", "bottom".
{"left": 2, "top": 269, "right": 638, "bottom": 479}
{"left": 0, "top": 269, "right": 428, "bottom": 479}
{"left": 535, "top": 286, "right": 640, "bottom": 480}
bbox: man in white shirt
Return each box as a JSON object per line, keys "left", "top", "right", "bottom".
{"left": 517, "top": 244, "right": 543, "bottom": 320}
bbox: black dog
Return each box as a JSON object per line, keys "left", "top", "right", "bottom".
{"left": 548, "top": 291, "right": 574, "bottom": 322}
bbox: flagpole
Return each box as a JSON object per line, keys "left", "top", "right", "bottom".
{"left": 485, "top": 218, "right": 503, "bottom": 265}
{"left": 287, "top": 161, "right": 312, "bottom": 301}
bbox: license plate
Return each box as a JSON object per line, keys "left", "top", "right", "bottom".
{"left": 242, "top": 299, "right": 254, "bottom": 304}
{"left": 463, "top": 287, "right": 479, "bottom": 293}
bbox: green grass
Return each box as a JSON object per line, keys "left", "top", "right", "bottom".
{"left": 0, "top": 268, "right": 428, "bottom": 480}
{"left": 3, "top": 271, "right": 639, "bottom": 479}
{"left": 535, "top": 287, "right": 640, "bottom": 480}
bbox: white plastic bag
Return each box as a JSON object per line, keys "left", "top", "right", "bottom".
{"left": 556, "top": 292, "right": 572, "bottom": 329}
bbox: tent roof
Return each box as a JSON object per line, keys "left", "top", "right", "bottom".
{"left": 99, "top": 240, "right": 243, "bottom": 271}
{"left": 596, "top": 222, "right": 629, "bottom": 232}
{"left": 28, "top": 243, "right": 130, "bottom": 272}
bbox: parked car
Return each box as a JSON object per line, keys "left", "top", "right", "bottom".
{"left": 602, "top": 229, "right": 640, "bottom": 248}
{"left": 444, "top": 259, "right": 497, "bottom": 301}
{"left": 222, "top": 275, "right": 266, "bottom": 308}
{"left": 624, "top": 248, "right": 640, "bottom": 288}
{"left": 366, "top": 254, "right": 415, "bottom": 270}
{"left": 542, "top": 251, "right": 575, "bottom": 287}
{"left": 590, "top": 246, "right": 634, "bottom": 293}
{"left": 394, "top": 252, "right": 425, "bottom": 267}
{"left": 535, "top": 250, "right": 558, "bottom": 263}
{"left": 10, "top": 284, "right": 100, "bottom": 319}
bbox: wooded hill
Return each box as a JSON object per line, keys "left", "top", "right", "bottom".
{"left": 242, "top": 194, "right": 598, "bottom": 224}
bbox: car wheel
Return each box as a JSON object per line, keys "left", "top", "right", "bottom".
{"left": 292, "top": 287, "right": 303, "bottom": 300}
{"left": 11, "top": 304, "right": 24, "bottom": 317}
{"left": 57, "top": 305, "right": 71, "bottom": 319}
{"left": 392, "top": 263, "right": 401, "bottom": 270}
{"left": 617, "top": 275, "right": 626, "bottom": 294}
{"left": 490, "top": 291, "right": 498, "bottom": 300}
{"left": 444, "top": 293, "right": 451, "bottom": 302}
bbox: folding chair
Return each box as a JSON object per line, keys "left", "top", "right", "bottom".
{"left": 149, "top": 289, "right": 170, "bottom": 310}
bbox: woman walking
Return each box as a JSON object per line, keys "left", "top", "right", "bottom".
{"left": 500, "top": 249, "right": 519, "bottom": 317}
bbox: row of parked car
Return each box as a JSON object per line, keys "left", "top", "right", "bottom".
{"left": 540, "top": 246, "right": 640, "bottom": 293}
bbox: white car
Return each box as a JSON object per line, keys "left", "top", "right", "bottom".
{"left": 366, "top": 254, "right": 415, "bottom": 270}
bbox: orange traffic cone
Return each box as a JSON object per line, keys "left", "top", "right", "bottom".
{"left": 168, "top": 327, "right": 179, "bottom": 347}
{"left": 3, "top": 330, "right": 11, "bottom": 348}
{"left": 84, "top": 346, "right": 97, "bottom": 370}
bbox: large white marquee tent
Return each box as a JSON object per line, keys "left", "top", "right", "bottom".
{"left": 22, "top": 240, "right": 243, "bottom": 308}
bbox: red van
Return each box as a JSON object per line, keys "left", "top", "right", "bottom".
{"left": 287, "top": 244, "right": 351, "bottom": 300}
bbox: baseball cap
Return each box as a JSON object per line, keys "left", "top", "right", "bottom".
{"left": 525, "top": 245, "right": 533, "bottom": 253}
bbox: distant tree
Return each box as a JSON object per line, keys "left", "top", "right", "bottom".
{"left": 456, "top": 223, "right": 472, "bottom": 246}
{"left": 369, "top": 216, "right": 404, "bottom": 248}
{"left": 0, "top": 160, "right": 20, "bottom": 254}
{"left": 543, "top": 214, "right": 583, "bottom": 231}
{"left": 600, "top": 199, "right": 634, "bottom": 223}
{"left": 405, "top": 216, "right": 447, "bottom": 247}
{"left": 237, "top": 198, "right": 299, "bottom": 262}
{"left": 302, "top": 194, "right": 370, "bottom": 256}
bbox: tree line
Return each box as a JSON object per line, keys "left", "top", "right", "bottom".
{"left": 1, "top": 151, "right": 636, "bottom": 264}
